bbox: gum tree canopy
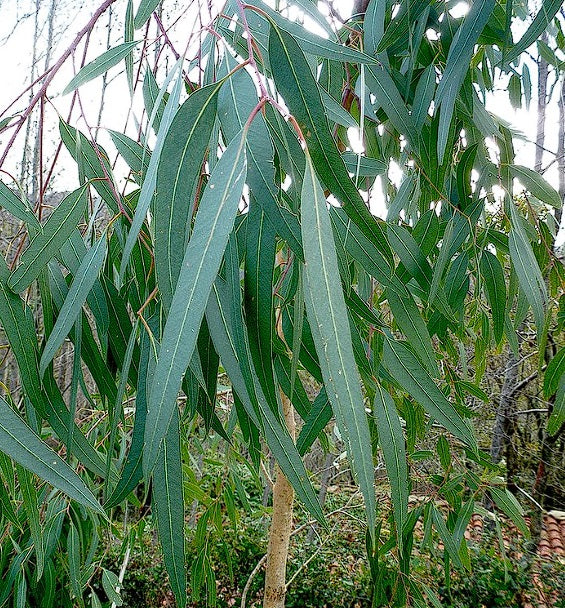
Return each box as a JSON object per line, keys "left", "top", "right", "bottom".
{"left": 0, "top": 0, "right": 563, "bottom": 606}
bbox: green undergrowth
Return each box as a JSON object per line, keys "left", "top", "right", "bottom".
{"left": 99, "top": 488, "right": 565, "bottom": 608}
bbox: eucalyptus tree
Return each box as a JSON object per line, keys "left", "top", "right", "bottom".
{"left": 0, "top": 0, "right": 563, "bottom": 607}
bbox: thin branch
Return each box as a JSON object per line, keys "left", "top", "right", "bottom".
{"left": 0, "top": 0, "right": 119, "bottom": 168}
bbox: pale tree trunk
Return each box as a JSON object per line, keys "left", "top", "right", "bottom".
{"left": 94, "top": 5, "right": 113, "bottom": 140}
{"left": 534, "top": 31, "right": 549, "bottom": 173}
{"left": 20, "top": 0, "right": 42, "bottom": 198}
{"left": 490, "top": 345, "right": 521, "bottom": 465}
{"left": 352, "top": 0, "right": 370, "bottom": 17}
{"left": 32, "top": 0, "right": 57, "bottom": 207}
{"left": 263, "top": 389, "right": 295, "bottom": 608}
{"left": 556, "top": 74, "right": 565, "bottom": 226}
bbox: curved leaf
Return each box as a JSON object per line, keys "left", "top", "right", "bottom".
{"left": 479, "top": 250, "right": 506, "bottom": 345}
{"left": 373, "top": 385, "right": 408, "bottom": 551}
{"left": 508, "top": 164, "right": 562, "bottom": 208}
{"left": 154, "top": 83, "right": 222, "bottom": 309}
{"left": 435, "top": 0, "right": 495, "bottom": 163}
{"left": 153, "top": 409, "right": 186, "bottom": 607}
{"left": 505, "top": 0, "right": 563, "bottom": 64}
{"left": 509, "top": 204, "right": 547, "bottom": 335}
{"left": 383, "top": 337, "right": 476, "bottom": 449}
{"left": 40, "top": 236, "right": 107, "bottom": 376}
{"left": 544, "top": 348, "right": 565, "bottom": 399}
{"left": 143, "top": 129, "right": 247, "bottom": 475}
{"left": 0, "top": 396, "right": 103, "bottom": 514}
{"left": 268, "top": 24, "right": 385, "bottom": 252}
{"left": 8, "top": 185, "right": 88, "bottom": 293}
{"left": 206, "top": 281, "right": 324, "bottom": 523}
{"left": 134, "top": 0, "right": 160, "bottom": 29}
{"left": 63, "top": 42, "right": 138, "bottom": 95}
{"left": 302, "top": 152, "right": 376, "bottom": 535}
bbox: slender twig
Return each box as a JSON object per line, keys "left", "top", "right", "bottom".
{"left": 0, "top": 0, "right": 119, "bottom": 168}
{"left": 240, "top": 554, "right": 267, "bottom": 608}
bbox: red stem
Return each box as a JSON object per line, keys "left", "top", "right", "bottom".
{"left": 0, "top": 0, "right": 119, "bottom": 168}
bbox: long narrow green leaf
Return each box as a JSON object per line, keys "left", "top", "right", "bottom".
{"left": 104, "top": 315, "right": 154, "bottom": 508}
{"left": 509, "top": 204, "right": 547, "bottom": 335}
{"left": 544, "top": 348, "right": 565, "bottom": 398}
{"left": 60, "top": 230, "right": 109, "bottom": 338}
{"left": 508, "top": 164, "right": 562, "bottom": 208}
{"left": 504, "top": 0, "right": 563, "bottom": 63}
{"left": 301, "top": 152, "right": 376, "bottom": 535}
{"left": 268, "top": 24, "right": 384, "bottom": 251}
{"left": 59, "top": 120, "right": 119, "bottom": 213}
{"left": 435, "top": 0, "right": 495, "bottom": 163}
{"left": 218, "top": 57, "right": 303, "bottom": 258}
{"left": 479, "top": 251, "right": 506, "bottom": 345}
{"left": 206, "top": 281, "right": 325, "bottom": 523}
{"left": 133, "top": 0, "right": 160, "bottom": 28}
{"left": 143, "top": 129, "right": 247, "bottom": 475}
{"left": 251, "top": 0, "right": 378, "bottom": 64}
{"left": 431, "top": 505, "right": 465, "bottom": 569}
{"left": 329, "top": 207, "right": 396, "bottom": 286}
{"left": 295, "top": 388, "right": 331, "bottom": 456}
{"left": 489, "top": 486, "right": 529, "bottom": 536}
{"left": 108, "top": 130, "right": 151, "bottom": 184}
{"left": 373, "top": 385, "right": 408, "bottom": 552}
{"left": 0, "top": 271, "right": 108, "bottom": 477}
{"left": 0, "top": 182, "right": 40, "bottom": 228}
{"left": 16, "top": 464, "right": 45, "bottom": 579}
{"left": 387, "top": 288, "right": 438, "bottom": 375}
{"left": 8, "top": 185, "right": 88, "bottom": 293}
{"left": 119, "top": 59, "right": 183, "bottom": 284}
{"left": 376, "top": 0, "right": 432, "bottom": 52}
{"left": 0, "top": 396, "right": 103, "bottom": 513}
{"left": 153, "top": 408, "right": 186, "bottom": 607}
{"left": 383, "top": 338, "right": 476, "bottom": 449}
{"left": 387, "top": 224, "right": 432, "bottom": 290}
{"left": 547, "top": 375, "right": 564, "bottom": 436}
{"left": 154, "top": 83, "right": 222, "bottom": 309}
{"left": 244, "top": 202, "right": 278, "bottom": 411}
{"left": 63, "top": 42, "right": 138, "bottom": 95}
{"left": 39, "top": 236, "right": 106, "bottom": 375}
{"left": 365, "top": 65, "right": 420, "bottom": 148}
{"left": 413, "top": 64, "right": 436, "bottom": 129}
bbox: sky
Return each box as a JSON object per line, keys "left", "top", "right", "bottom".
{"left": 0, "top": 0, "right": 562, "bottom": 243}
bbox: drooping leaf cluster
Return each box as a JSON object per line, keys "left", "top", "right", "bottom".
{"left": 0, "top": 0, "right": 563, "bottom": 605}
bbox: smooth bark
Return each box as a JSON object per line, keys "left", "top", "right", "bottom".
{"left": 263, "top": 390, "right": 296, "bottom": 608}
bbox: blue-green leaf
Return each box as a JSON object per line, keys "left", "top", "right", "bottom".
{"left": 301, "top": 152, "right": 376, "bottom": 535}
{"left": 509, "top": 204, "right": 547, "bottom": 335}
{"left": 383, "top": 338, "right": 476, "bottom": 449}
{"left": 479, "top": 251, "right": 506, "bottom": 345}
{"left": 153, "top": 408, "right": 186, "bottom": 607}
{"left": 143, "top": 129, "right": 247, "bottom": 475}
{"left": 547, "top": 374, "right": 565, "bottom": 436}
{"left": 373, "top": 385, "right": 408, "bottom": 551}
{"left": 8, "top": 185, "right": 88, "bottom": 293}
{"left": 63, "top": 42, "right": 138, "bottom": 95}
{"left": 0, "top": 182, "right": 40, "bottom": 228}
{"left": 206, "top": 280, "right": 324, "bottom": 523}
{"left": 435, "top": 0, "right": 495, "bottom": 163}
{"left": 0, "top": 396, "right": 103, "bottom": 514}
{"left": 154, "top": 83, "right": 222, "bottom": 309}
{"left": 134, "top": 0, "right": 160, "bottom": 28}
{"left": 505, "top": 0, "right": 563, "bottom": 64}
{"left": 489, "top": 486, "right": 529, "bottom": 537}
{"left": 508, "top": 164, "right": 562, "bottom": 208}
{"left": 39, "top": 236, "right": 107, "bottom": 376}
{"left": 119, "top": 59, "right": 184, "bottom": 284}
